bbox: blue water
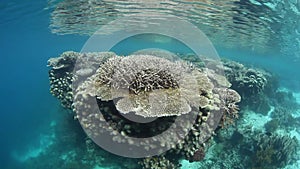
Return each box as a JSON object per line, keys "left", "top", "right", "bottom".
{"left": 0, "top": 1, "right": 87, "bottom": 167}
{"left": 1, "top": 0, "right": 300, "bottom": 169}
{"left": 110, "top": 34, "right": 195, "bottom": 55}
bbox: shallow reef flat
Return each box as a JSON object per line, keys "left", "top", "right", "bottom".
{"left": 20, "top": 51, "right": 300, "bottom": 169}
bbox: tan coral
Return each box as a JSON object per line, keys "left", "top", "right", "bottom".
{"left": 49, "top": 51, "right": 242, "bottom": 169}
{"left": 78, "top": 54, "right": 219, "bottom": 117}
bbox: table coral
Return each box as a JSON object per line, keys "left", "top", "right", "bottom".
{"left": 48, "top": 51, "right": 241, "bottom": 168}
{"left": 78, "top": 54, "right": 216, "bottom": 117}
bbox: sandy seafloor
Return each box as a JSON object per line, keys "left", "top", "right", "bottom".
{"left": 1, "top": 0, "right": 300, "bottom": 169}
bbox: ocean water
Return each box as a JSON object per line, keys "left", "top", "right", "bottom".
{"left": 1, "top": 0, "right": 300, "bottom": 169}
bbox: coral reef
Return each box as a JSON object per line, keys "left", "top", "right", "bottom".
{"left": 221, "top": 59, "right": 274, "bottom": 97}
{"left": 45, "top": 51, "right": 300, "bottom": 169}
{"left": 273, "top": 89, "right": 300, "bottom": 111}
{"left": 270, "top": 106, "right": 299, "bottom": 130}
{"left": 203, "top": 125, "right": 299, "bottom": 169}
{"left": 47, "top": 51, "right": 241, "bottom": 168}
{"left": 77, "top": 54, "right": 217, "bottom": 117}
{"left": 190, "top": 146, "right": 206, "bottom": 162}
{"left": 214, "top": 88, "right": 241, "bottom": 127}
{"left": 193, "top": 56, "right": 277, "bottom": 105}
{"left": 218, "top": 59, "right": 279, "bottom": 115}
{"left": 23, "top": 111, "right": 139, "bottom": 169}
{"left": 190, "top": 138, "right": 245, "bottom": 169}
{"left": 270, "top": 97, "right": 300, "bottom": 131}
{"left": 132, "top": 49, "right": 180, "bottom": 61}
{"left": 139, "top": 156, "right": 179, "bottom": 169}
{"left": 48, "top": 51, "right": 78, "bottom": 108}
{"left": 48, "top": 51, "right": 115, "bottom": 109}
{"left": 252, "top": 134, "right": 299, "bottom": 168}
{"left": 264, "top": 119, "right": 279, "bottom": 133}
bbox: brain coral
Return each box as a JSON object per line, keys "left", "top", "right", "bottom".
{"left": 78, "top": 54, "right": 216, "bottom": 117}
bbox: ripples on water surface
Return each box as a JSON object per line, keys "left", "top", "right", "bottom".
{"left": 46, "top": 0, "right": 300, "bottom": 56}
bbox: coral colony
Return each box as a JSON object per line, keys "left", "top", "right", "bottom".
{"left": 43, "top": 51, "right": 299, "bottom": 169}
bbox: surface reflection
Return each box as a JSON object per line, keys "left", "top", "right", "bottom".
{"left": 49, "top": 0, "right": 300, "bottom": 55}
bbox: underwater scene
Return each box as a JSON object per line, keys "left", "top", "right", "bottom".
{"left": 1, "top": 0, "right": 300, "bottom": 169}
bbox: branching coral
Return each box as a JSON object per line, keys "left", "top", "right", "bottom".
{"left": 222, "top": 60, "right": 272, "bottom": 97}
{"left": 214, "top": 88, "right": 241, "bottom": 127}
{"left": 253, "top": 134, "right": 299, "bottom": 168}
{"left": 211, "top": 59, "right": 278, "bottom": 115}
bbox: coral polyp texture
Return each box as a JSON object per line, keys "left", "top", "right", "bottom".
{"left": 48, "top": 51, "right": 115, "bottom": 108}
{"left": 78, "top": 54, "right": 217, "bottom": 117}
{"left": 48, "top": 51, "right": 241, "bottom": 168}
{"left": 48, "top": 51, "right": 78, "bottom": 108}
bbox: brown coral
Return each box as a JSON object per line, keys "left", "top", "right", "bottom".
{"left": 48, "top": 51, "right": 116, "bottom": 109}
{"left": 78, "top": 54, "right": 216, "bottom": 117}
{"left": 191, "top": 147, "right": 206, "bottom": 162}
{"left": 215, "top": 88, "right": 241, "bottom": 127}
{"left": 48, "top": 51, "right": 241, "bottom": 168}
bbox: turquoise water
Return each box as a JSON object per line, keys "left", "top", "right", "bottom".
{"left": 1, "top": 0, "right": 300, "bottom": 169}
